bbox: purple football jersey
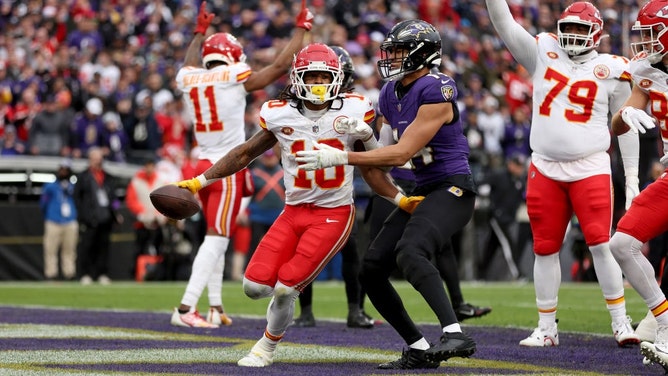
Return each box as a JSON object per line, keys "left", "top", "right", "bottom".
{"left": 379, "top": 72, "right": 471, "bottom": 186}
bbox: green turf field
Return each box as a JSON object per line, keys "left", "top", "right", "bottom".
{"left": 0, "top": 280, "right": 649, "bottom": 334}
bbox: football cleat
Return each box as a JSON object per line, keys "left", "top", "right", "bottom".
{"left": 347, "top": 310, "right": 374, "bottom": 329}
{"left": 612, "top": 316, "right": 640, "bottom": 347}
{"left": 238, "top": 348, "right": 274, "bottom": 367}
{"left": 640, "top": 341, "right": 668, "bottom": 373}
{"left": 291, "top": 312, "right": 316, "bottom": 327}
{"left": 519, "top": 321, "right": 559, "bottom": 347}
{"left": 454, "top": 302, "right": 492, "bottom": 321}
{"left": 377, "top": 348, "right": 440, "bottom": 369}
{"left": 206, "top": 308, "right": 233, "bottom": 326}
{"left": 635, "top": 310, "right": 657, "bottom": 343}
{"left": 170, "top": 308, "right": 219, "bottom": 328}
{"left": 424, "top": 332, "right": 476, "bottom": 362}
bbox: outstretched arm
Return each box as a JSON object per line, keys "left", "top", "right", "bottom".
{"left": 485, "top": 0, "right": 538, "bottom": 74}
{"left": 183, "top": 2, "right": 214, "bottom": 68}
{"left": 177, "top": 130, "right": 278, "bottom": 193}
{"left": 244, "top": 0, "right": 313, "bottom": 92}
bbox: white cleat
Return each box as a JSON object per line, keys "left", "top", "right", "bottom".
{"left": 170, "top": 308, "right": 219, "bottom": 328}
{"left": 640, "top": 341, "right": 668, "bottom": 372}
{"left": 519, "top": 322, "right": 558, "bottom": 347}
{"left": 206, "top": 308, "right": 233, "bottom": 326}
{"left": 612, "top": 316, "right": 640, "bottom": 347}
{"left": 635, "top": 311, "right": 657, "bottom": 343}
{"left": 237, "top": 349, "right": 274, "bottom": 367}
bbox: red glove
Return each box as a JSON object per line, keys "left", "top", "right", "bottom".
{"left": 194, "top": 2, "right": 214, "bottom": 35}
{"left": 295, "top": 0, "right": 314, "bottom": 31}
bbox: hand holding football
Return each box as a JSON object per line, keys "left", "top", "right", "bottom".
{"left": 149, "top": 185, "right": 200, "bottom": 220}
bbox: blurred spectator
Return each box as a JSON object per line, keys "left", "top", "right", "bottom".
{"left": 66, "top": 10, "right": 103, "bottom": 55}
{"left": 0, "top": 125, "right": 25, "bottom": 155}
{"left": 476, "top": 94, "right": 506, "bottom": 166}
{"left": 100, "top": 111, "right": 129, "bottom": 162}
{"left": 501, "top": 105, "right": 532, "bottom": 160}
{"left": 29, "top": 92, "right": 73, "bottom": 156}
{"left": 154, "top": 98, "right": 189, "bottom": 151}
{"left": 73, "top": 147, "right": 123, "bottom": 285}
{"left": 477, "top": 153, "right": 528, "bottom": 280}
{"left": 135, "top": 72, "right": 174, "bottom": 113}
{"left": 40, "top": 159, "right": 78, "bottom": 281}
{"left": 71, "top": 97, "right": 104, "bottom": 158}
{"left": 125, "top": 157, "right": 170, "bottom": 276}
{"left": 245, "top": 149, "right": 285, "bottom": 269}
{"left": 122, "top": 99, "right": 163, "bottom": 164}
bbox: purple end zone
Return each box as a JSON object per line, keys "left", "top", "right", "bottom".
{"left": 0, "top": 306, "right": 658, "bottom": 375}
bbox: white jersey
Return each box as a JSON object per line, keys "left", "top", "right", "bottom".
{"left": 259, "top": 94, "right": 375, "bottom": 207}
{"left": 530, "top": 34, "right": 631, "bottom": 163}
{"left": 629, "top": 56, "right": 668, "bottom": 151}
{"left": 175, "top": 62, "right": 251, "bottom": 162}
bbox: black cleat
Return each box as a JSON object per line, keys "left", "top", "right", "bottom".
{"left": 424, "top": 332, "right": 476, "bottom": 362}
{"left": 377, "top": 348, "right": 440, "bottom": 369}
{"left": 291, "top": 312, "right": 316, "bottom": 327}
{"left": 455, "top": 302, "right": 492, "bottom": 321}
{"left": 347, "top": 311, "right": 374, "bottom": 329}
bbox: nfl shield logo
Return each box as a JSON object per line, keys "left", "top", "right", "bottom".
{"left": 312, "top": 125, "right": 319, "bottom": 133}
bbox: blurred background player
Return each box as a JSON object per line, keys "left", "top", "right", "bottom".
{"left": 169, "top": 0, "right": 313, "bottom": 328}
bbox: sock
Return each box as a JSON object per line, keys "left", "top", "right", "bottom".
{"left": 408, "top": 338, "right": 430, "bottom": 350}
{"left": 588, "top": 243, "right": 627, "bottom": 321}
{"left": 181, "top": 235, "right": 229, "bottom": 308}
{"left": 534, "top": 254, "right": 560, "bottom": 327}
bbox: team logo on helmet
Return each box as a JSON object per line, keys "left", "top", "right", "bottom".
{"left": 593, "top": 64, "right": 610, "bottom": 79}
{"left": 657, "top": 5, "right": 668, "bottom": 18}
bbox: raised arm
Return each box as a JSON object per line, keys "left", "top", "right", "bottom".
{"left": 182, "top": 2, "right": 214, "bottom": 68}
{"left": 485, "top": 0, "right": 538, "bottom": 74}
{"left": 176, "top": 130, "right": 278, "bottom": 193}
{"left": 243, "top": 0, "right": 313, "bottom": 92}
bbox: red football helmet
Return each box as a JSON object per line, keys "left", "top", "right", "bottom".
{"left": 557, "top": 2, "right": 603, "bottom": 56}
{"left": 631, "top": 0, "right": 668, "bottom": 64}
{"left": 201, "top": 33, "right": 246, "bottom": 68}
{"left": 290, "top": 43, "right": 343, "bottom": 105}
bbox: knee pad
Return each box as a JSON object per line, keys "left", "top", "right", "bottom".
{"left": 273, "top": 281, "right": 299, "bottom": 307}
{"left": 242, "top": 277, "right": 273, "bottom": 299}
{"left": 609, "top": 232, "right": 643, "bottom": 263}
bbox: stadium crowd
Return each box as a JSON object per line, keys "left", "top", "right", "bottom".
{"left": 0, "top": 0, "right": 661, "bottom": 281}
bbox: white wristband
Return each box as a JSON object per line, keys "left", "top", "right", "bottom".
{"left": 196, "top": 174, "right": 210, "bottom": 188}
{"left": 393, "top": 192, "right": 405, "bottom": 206}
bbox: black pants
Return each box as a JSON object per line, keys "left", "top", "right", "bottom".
{"left": 77, "top": 221, "right": 112, "bottom": 279}
{"left": 360, "top": 185, "right": 475, "bottom": 345}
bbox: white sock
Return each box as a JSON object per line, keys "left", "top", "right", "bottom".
{"left": 588, "top": 243, "right": 627, "bottom": 321}
{"left": 181, "top": 235, "right": 229, "bottom": 308}
{"left": 533, "top": 254, "right": 560, "bottom": 327}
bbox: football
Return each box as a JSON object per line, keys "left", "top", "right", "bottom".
{"left": 149, "top": 184, "right": 200, "bottom": 220}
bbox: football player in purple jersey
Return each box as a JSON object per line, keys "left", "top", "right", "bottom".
{"left": 297, "top": 19, "right": 477, "bottom": 369}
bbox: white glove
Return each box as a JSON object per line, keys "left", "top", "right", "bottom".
{"left": 620, "top": 106, "right": 656, "bottom": 134}
{"left": 625, "top": 176, "right": 639, "bottom": 210}
{"left": 295, "top": 142, "right": 348, "bottom": 170}
{"left": 336, "top": 118, "right": 374, "bottom": 141}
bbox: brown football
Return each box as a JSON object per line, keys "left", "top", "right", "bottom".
{"left": 149, "top": 185, "right": 200, "bottom": 220}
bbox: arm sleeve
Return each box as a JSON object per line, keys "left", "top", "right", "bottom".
{"left": 617, "top": 131, "right": 639, "bottom": 179}
{"left": 485, "top": 0, "right": 538, "bottom": 74}
{"left": 378, "top": 123, "right": 395, "bottom": 147}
